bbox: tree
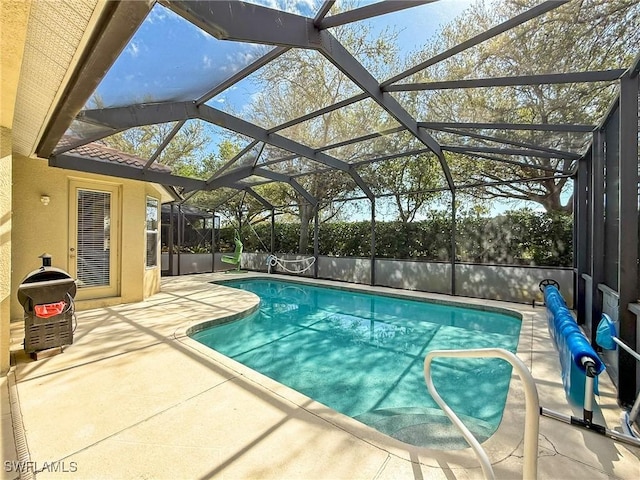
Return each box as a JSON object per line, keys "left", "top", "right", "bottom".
{"left": 355, "top": 131, "right": 447, "bottom": 224}
{"left": 188, "top": 139, "right": 287, "bottom": 250}
{"left": 403, "top": 0, "right": 639, "bottom": 213}
{"left": 99, "top": 121, "right": 210, "bottom": 178}
{"left": 84, "top": 95, "right": 212, "bottom": 178}
{"left": 243, "top": 7, "right": 402, "bottom": 252}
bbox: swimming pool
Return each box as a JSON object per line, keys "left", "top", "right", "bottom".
{"left": 191, "top": 279, "right": 521, "bottom": 449}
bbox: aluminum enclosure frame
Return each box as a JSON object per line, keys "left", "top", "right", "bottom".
{"left": 48, "top": 0, "right": 579, "bottom": 196}
{"left": 36, "top": 1, "right": 640, "bottom": 404}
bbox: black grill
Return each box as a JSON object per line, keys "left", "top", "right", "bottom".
{"left": 17, "top": 254, "right": 77, "bottom": 354}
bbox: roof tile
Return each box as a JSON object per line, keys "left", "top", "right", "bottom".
{"left": 60, "top": 135, "right": 172, "bottom": 173}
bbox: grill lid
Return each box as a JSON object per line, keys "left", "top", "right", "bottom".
{"left": 17, "top": 254, "right": 77, "bottom": 308}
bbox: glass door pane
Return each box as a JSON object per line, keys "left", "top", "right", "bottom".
{"left": 77, "top": 189, "right": 111, "bottom": 288}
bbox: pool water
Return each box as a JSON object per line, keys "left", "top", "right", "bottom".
{"left": 191, "top": 279, "right": 521, "bottom": 449}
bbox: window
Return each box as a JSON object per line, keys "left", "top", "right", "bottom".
{"left": 77, "top": 189, "right": 111, "bottom": 287}
{"left": 146, "top": 197, "right": 159, "bottom": 268}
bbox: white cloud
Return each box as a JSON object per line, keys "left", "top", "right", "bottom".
{"left": 255, "top": 0, "right": 317, "bottom": 16}
{"left": 126, "top": 41, "right": 140, "bottom": 57}
{"left": 147, "top": 7, "right": 167, "bottom": 24}
{"left": 223, "top": 50, "right": 262, "bottom": 75}
{"left": 203, "top": 54, "right": 213, "bottom": 69}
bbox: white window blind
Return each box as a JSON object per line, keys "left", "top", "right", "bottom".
{"left": 77, "top": 190, "right": 111, "bottom": 288}
{"left": 146, "top": 197, "right": 159, "bottom": 267}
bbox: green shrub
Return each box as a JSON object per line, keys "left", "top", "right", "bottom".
{"left": 216, "top": 210, "right": 572, "bottom": 267}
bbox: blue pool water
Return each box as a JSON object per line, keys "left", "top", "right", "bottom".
{"left": 191, "top": 279, "right": 521, "bottom": 449}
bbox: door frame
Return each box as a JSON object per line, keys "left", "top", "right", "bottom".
{"left": 68, "top": 178, "right": 122, "bottom": 300}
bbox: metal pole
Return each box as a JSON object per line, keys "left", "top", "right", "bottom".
{"left": 177, "top": 204, "right": 182, "bottom": 276}
{"left": 271, "top": 209, "right": 275, "bottom": 255}
{"left": 371, "top": 198, "right": 376, "bottom": 286}
{"left": 590, "top": 130, "right": 605, "bottom": 344}
{"left": 573, "top": 180, "right": 578, "bottom": 310}
{"left": 576, "top": 159, "right": 588, "bottom": 321}
{"left": 211, "top": 211, "right": 215, "bottom": 273}
{"left": 617, "top": 74, "right": 639, "bottom": 406}
{"left": 168, "top": 202, "right": 175, "bottom": 276}
{"left": 451, "top": 189, "right": 457, "bottom": 295}
{"left": 313, "top": 207, "right": 319, "bottom": 279}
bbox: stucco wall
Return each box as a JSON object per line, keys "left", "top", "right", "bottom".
{"left": 264, "top": 254, "right": 314, "bottom": 277}
{"left": 160, "top": 253, "right": 237, "bottom": 275}
{"left": 1, "top": 0, "right": 31, "bottom": 374}
{"left": 240, "top": 253, "right": 269, "bottom": 272}
{"left": 1, "top": 128, "right": 13, "bottom": 374}
{"left": 11, "top": 155, "right": 166, "bottom": 319}
{"left": 318, "top": 256, "right": 371, "bottom": 284}
{"left": 0, "top": 0, "right": 30, "bottom": 129}
{"left": 455, "top": 264, "right": 574, "bottom": 305}
{"left": 162, "top": 253, "right": 214, "bottom": 275}
{"left": 235, "top": 255, "right": 572, "bottom": 304}
{"left": 376, "top": 259, "right": 452, "bottom": 295}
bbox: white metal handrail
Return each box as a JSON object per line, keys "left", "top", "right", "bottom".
{"left": 424, "top": 348, "right": 540, "bottom": 480}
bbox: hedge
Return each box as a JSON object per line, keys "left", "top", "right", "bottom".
{"left": 215, "top": 210, "right": 572, "bottom": 267}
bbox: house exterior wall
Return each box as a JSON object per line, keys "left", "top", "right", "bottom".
{"left": 10, "top": 155, "right": 168, "bottom": 320}
{"left": 1, "top": 128, "right": 13, "bottom": 375}
{"left": 1, "top": 0, "right": 31, "bottom": 375}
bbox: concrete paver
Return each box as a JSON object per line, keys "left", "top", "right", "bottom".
{"left": 3, "top": 272, "right": 640, "bottom": 479}
{"left": 1, "top": 377, "right": 19, "bottom": 480}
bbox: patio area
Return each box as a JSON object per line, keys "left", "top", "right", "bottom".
{"left": 3, "top": 273, "right": 639, "bottom": 479}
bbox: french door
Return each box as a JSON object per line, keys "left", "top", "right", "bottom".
{"left": 69, "top": 180, "right": 121, "bottom": 300}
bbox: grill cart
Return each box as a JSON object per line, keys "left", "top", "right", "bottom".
{"left": 17, "top": 254, "right": 77, "bottom": 356}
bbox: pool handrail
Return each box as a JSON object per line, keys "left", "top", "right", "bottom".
{"left": 424, "top": 348, "right": 540, "bottom": 480}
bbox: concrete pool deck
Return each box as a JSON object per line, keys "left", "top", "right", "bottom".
{"left": 3, "top": 272, "right": 640, "bottom": 479}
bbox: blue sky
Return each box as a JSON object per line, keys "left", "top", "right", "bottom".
{"left": 87, "top": 0, "right": 476, "bottom": 167}
{"left": 86, "top": 0, "right": 561, "bottom": 216}
{"left": 92, "top": 0, "right": 475, "bottom": 110}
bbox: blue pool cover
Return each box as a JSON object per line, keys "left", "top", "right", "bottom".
{"left": 543, "top": 285, "right": 604, "bottom": 405}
